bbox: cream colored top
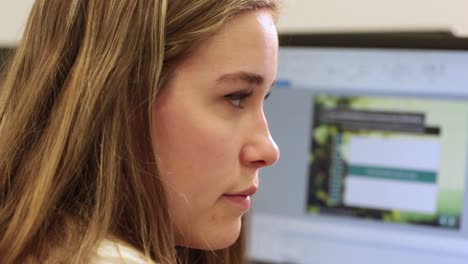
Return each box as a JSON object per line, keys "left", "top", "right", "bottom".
{"left": 92, "top": 240, "right": 152, "bottom": 264}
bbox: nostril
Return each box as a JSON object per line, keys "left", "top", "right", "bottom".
{"left": 251, "top": 160, "right": 267, "bottom": 167}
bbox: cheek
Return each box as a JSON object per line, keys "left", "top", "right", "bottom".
{"left": 152, "top": 102, "right": 240, "bottom": 199}
{"left": 152, "top": 102, "right": 243, "bottom": 246}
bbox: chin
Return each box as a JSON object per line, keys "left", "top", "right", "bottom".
{"left": 179, "top": 218, "right": 243, "bottom": 250}
{"left": 193, "top": 235, "right": 240, "bottom": 250}
{"left": 208, "top": 230, "right": 241, "bottom": 250}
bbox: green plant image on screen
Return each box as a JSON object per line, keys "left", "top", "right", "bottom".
{"left": 307, "top": 94, "right": 468, "bottom": 230}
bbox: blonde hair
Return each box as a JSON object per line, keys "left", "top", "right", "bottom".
{"left": 0, "top": 0, "right": 279, "bottom": 263}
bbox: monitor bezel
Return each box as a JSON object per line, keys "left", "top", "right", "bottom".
{"left": 279, "top": 31, "right": 468, "bottom": 50}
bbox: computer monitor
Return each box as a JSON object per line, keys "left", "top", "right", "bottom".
{"left": 248, "top": 33, "right": 468, "bottom": 264}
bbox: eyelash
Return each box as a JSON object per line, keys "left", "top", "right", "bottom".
{"left": 224, "top": 90, "right": 272, "bottom": 108}
{"left": 224, "top": 90, "right": 253, "bottom": 108}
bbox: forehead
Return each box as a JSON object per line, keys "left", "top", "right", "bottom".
{"left": 179, "top": 10, "right": 278, "bottom": 75}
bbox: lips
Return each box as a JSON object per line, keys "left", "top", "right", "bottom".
{"left": 225, "top": 186, "right": 257, "bottom": 196}
{"left": 223, "top": 186, "right": 257, "bottom": 211}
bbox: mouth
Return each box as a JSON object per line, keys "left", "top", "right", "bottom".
{"left": 223, "top": 186, "right": 257, "bottom": 211}
{"left": 222, "top": 195, "right": 251, "bottom": 211}
{"left": 225, "top": 186, "right": 257, "bottom": 196}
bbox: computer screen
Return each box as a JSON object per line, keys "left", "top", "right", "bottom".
{"left": 248, "top": 33, "right": 468, "bottom": 264}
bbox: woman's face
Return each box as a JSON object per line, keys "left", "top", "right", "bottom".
{"left": 152, "top": 10, "right": 279, "bottom": 250}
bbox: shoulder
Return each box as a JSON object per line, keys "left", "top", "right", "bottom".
{"left": 92, "top": 239, "right": 153, "bottom": 264}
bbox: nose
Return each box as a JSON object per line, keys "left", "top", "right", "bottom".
{"left": 240, "top": 112, "right": 280, "bottom": 168}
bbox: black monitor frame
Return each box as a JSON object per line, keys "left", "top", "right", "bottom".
{"left": 0, "top": 48, "right": 12, "bottom": 72}
{"left": 279, "top": 31, "right": 468, "bottom": 50}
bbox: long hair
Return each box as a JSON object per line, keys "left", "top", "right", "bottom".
{"left": 0, "top": 0, "right": 279, "bottom": 263}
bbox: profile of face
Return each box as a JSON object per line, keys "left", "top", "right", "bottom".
{"left": 152, "top": 10, "right": 280, "bottom": 249}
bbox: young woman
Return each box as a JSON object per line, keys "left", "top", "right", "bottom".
{"left": 0, "top": 0, "right": 280, "bottom": 263}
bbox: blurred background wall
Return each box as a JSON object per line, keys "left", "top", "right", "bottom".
{"left": 0, "top": 0, "right": 35, "bottom": 46}
{"left": 275, "top": 0, "right": 468, "bottom": 36}
{"left": 1, "top": 0, "right": 468, "bottom": 47}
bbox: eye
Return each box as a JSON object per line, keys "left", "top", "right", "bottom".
{"left": 224, "top": 90, "right": 253, "bottom": 108}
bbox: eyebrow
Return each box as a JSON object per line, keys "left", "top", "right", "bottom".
{"left": 216, "top": 71, "right": 264, "bottom": 85}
